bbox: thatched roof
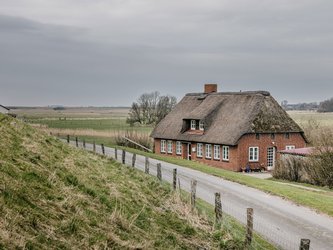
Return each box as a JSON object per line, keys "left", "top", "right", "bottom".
{"left": 151, "top": 91, "right": 305, "bottom": 146}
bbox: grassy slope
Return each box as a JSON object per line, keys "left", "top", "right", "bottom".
{"left": 0, "top": 114, "right": 273, "bottom": 249}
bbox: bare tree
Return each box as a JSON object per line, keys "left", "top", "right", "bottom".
{"left": 318, "top": 97, "right": 333, "bottom": 112}
{"left": 127, "top": 92, "right": 177, "bottom": 126}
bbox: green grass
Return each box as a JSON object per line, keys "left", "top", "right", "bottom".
{"left": 28, "top": 118, "right": 153, "bottom": 133}
{"left": 0, "top": 114, "right": 274, "bottom": 249}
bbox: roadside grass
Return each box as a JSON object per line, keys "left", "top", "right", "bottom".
{"left": 0, "top": 114, "right": 275, "bottom": 249}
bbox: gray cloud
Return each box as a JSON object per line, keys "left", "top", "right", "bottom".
{"left": 0, "top": 1, "right": 333, "bottom": 106}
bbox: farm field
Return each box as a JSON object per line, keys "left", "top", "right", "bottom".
{"left": 288, "top": 110, "right": 333, "bottom": 127}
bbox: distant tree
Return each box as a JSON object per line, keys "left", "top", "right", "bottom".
{"left": 127, "top": 92, "right": 177, "bottom": 126}
{"left": 318, "top": 97, "right": 333, "bottom": 113}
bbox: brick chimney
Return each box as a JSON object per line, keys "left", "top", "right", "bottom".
{"left": 204, "top": 84, "right": 217, "bottom": 94}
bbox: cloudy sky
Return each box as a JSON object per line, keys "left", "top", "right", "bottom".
{"left": 0, "top": 0, "right": 332, "bottom": 106}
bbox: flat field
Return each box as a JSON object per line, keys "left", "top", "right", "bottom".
{"left": 287, "top": 110, "right": 333, "bottom": 127}
{"left": 14, "top": 107, "right": 153, "bottom": 141}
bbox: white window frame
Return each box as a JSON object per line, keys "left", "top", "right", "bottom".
{"left": 161, "top": 140, "right": 166, "bottom": 153}
{"left": 199, "top": 120, "right": 204, "bottom": 131}
{"left": 249, "top": 147, "right": 259, "bottom": 162}
{"left": 190, "top": 120, "right": 196, "bottom": 130}
{"left": 167, "top": 140, "right": 173, "bottom": 153}
{"left": 205, "top": 144, "right": 212, "bottom": 159}
{"left": 176, "top": 141, "right": 182, "bottom": 155}
{"left": 214, "top": 145, "right": 220, "bottom": 160}
{"left": 286, "top": 145, "right": 295, "bottom": 150}
{"left": 197, "top": 143, "right": 203, "bottom": 157}
{"left": 222, "top": 146, "right": 229, "bottom": 161}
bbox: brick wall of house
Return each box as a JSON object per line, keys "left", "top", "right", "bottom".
{"left": 154, "top": 133, "right": 306, "bottom": 172}
{"left": 154, "top": 139, "right": 239, "bottom": 171}
{"left": 237, "top": 133, "right": 307, "bottom": 171}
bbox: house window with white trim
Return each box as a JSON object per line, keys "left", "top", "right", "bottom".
{"left": 197, "top": 143, "right": 203, "bottom": 157}
{"left": 214, "top": 145, "right": 220, "bottom": 160}
{"left": 176, "top": 141, "right": 182, "bottom": 155}
{"left": 249, "top": 147, "right": 259, "bottom": 162}
{"left": 223, "top": 146, "right": 229, "bottom": 161}
{"left": 286, "top": 145, "right": 295, "bottom": 150}
{"left": 190, "top": 120, "right": 196, "bottom": 130}
{"left": 167, "top": 140, "right": 173, "bottom": 153}
{"left": 161, "top": 140, "right": 166, "bottom": 153}
{"left": 205, "top": 144, "right": 212, "bottom": 159}
{"left": 199, "top": 121, "right": 204, "bottom": 131}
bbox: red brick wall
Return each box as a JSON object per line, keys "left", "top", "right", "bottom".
{"left": 154, "top": 133, "right": 306, "bottom": 172}
{"left": 237, "top": 133, "right": 306, "bottom": 171}
{"left": 154, "top": 139, "right": 239, "bottom": 171}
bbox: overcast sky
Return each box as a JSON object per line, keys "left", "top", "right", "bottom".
{"left": 0, "top": 0, "right": 332, "bottom": 106}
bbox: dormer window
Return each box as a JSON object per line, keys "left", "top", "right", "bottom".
{"left": 190, "top": 120, "right": 196, "bottom": 130}
{"left": 199, "top": 121, "right": 204, "bottom": 131}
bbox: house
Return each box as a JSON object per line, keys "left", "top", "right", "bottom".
{"left": 0, "top": 105, "right": 10, "bottom": 114}
{"left": 151, "top": 84, "right": 307, "bottom": 171}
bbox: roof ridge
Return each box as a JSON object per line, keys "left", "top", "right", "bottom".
{"left": 186, "top": 91, "right": 270, "bottom": 97}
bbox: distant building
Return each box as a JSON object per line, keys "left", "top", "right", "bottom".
{"left": 151, "top": 84, "right": 307, "bottom": 172}
{"left": 0, "top": 105, "right": 10, "bottom": 114}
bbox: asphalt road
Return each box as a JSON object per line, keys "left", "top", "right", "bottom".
{"left": 69, "top": 141, "right": 333, "bottom": 250}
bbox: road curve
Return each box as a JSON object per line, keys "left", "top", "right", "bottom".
{"left": 68, "top": 141, "right": 333, "bottom": 250}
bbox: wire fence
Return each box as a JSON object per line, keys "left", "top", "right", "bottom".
{"left": 64, "top": 137, "right": 312, "bottom": 250}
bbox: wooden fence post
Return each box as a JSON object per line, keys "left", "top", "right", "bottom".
{"left": 191, "top": 180, "right": 197, "bottom": 211}
{"left": 115, "top": 148, "right": 118, "bottom": 160}
{"left": 157, "top": 163, "right": 162, "bottom": 181}
{"left": 93, "top": 141, "right": 96, "bottom": 153}
{"left": 173, "top": 169, "right": 177, "bottom": 190}
{"left": 145, "top": 157, "right": 149, "bottom": 174}
{"left": 245, "top": 208, "right": 254, "bottom": 248}
{"left": 75, "top": 137, "right": 78, "bottom": 147}
{"left": 83, "top": 139, "right": 86, "bottom": 149}
{"left": 132, "top": 153, "right": 136, "bottom": 167}
{"left": 101, "top": 144, "right": 105, "bottom": 155}
{"left": 122, "top": 150, "right": 126, "bottom": 164}
{"left": 299, "top": 239, "right": 310, "bottom": 250}
{"left": 215, "top": 192, "right": 222, "bottom": 224}
{"left": 67, "top": 135, "right": 70, "bottom": 143}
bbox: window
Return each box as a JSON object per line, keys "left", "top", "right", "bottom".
{"left": 286, "top": 145, "right": 295, "bottom": 150}
{"left": 199, "top": 121, "right": 204, "bottom": 131}
{"left": 249, "top": 147, "right": 259, "bottom": 162}
{"left": 197, "top": 143, "right": 203, "bottom": 157}
{"left": 190, "top": 120, "right": 196, "bottom": 130}
{"left": 223, "top": 146, "right": 229, "bottom": 161}
{"left": 214, "top": 145, "right": 220, "bottom": 160}
{"left": 256, "top": 133, "right": 260, "bottom": 140}
{"left": 285, "top": 133, "right": 290, "bottom": 139}
{"left": 161, "top": 140, "right": 166, "bottom": 153}
{"left": 167, "top": 140, "right": 173, "bottom": 153}
{"left": 176, "top": 141, "right": 182, "bottom": 155}
{"left": 205, "top": 144, "right": 212, "bottom": 159}
{"left": 271, "top": 133, "right": 275, "bottom": 139}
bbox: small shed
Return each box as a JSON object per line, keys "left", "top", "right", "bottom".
{"left": 0, "top": 105, "right": 10, "bottom": 114}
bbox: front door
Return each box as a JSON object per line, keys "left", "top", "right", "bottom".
{"left": 187, "top": 143, "right": 192, "bottom": 160}
{"left": 267, "top": 147, "right": 276, "bottom": 170}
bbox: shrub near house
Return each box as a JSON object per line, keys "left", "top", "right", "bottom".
{"left": 151, "top": 84, "right": 307, "bottom": 171}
